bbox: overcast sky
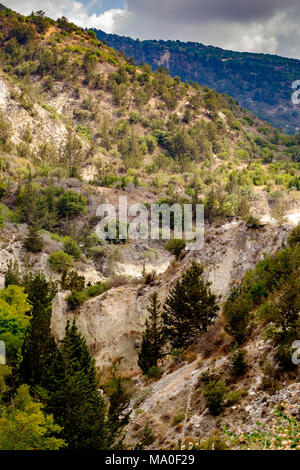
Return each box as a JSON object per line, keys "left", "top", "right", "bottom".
{"left": 6, "top": 0, "right": 300, "bottom": 59}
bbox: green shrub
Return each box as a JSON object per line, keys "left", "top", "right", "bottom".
{"left": 86, "top": 282, "right": 107, "bottom": 298}
{"left": 128, "top": 111, "right": 141, "bottom": 124}
{"left": 143, "top": 269, "right": 157, "bottom": 285}
{"left": 8, "top": 19, "right": 36, "bottom": 44}
{"left": 244, "top": 214, "right": 261, "bottom": 228}
{"left": 102, "top": 173, "right": 119, "bottom": 187}
{"left": 66, "top": 290, "right": 87, "bottom": 309}
{"left": 288, "top": 224, "right": 300, "bottom": 247}
{"left": 49, "top": 251, "right": 74, "bottom": 273}
{"left": 0, "top": 111, "right": 11, "bottom": 144}
{"left": 231, "top": 120, "right": 242, "bottom": 131}
{"left": 76, "top": 125, "right": 92, "bottom": 142}
{"left": 87, "top": 30, "right": 97, "bottom": 39}
{"left": 24, "top": 224, "right": 44, "bottom": 253}
{"left": 61, "top": 270, "right": 85, "bottom": 292}
{"left": 225, "top": 389, "right": 246, "bottom": 407}
{"left": 172, "top": 411, "right": 185, "bottom": 427}
{"left": 146, "top": 366, "right": 163, "bottom": 380}
{"left": 200, "top": 370, "right": 226, "bottom": 415}
{"left": 136, "top": 424, "right": 155, "bottom": 449}
{"left": 5, "top": 260, "right": 21, "bottom": 288}
{"left": 165, "top": 239, "right": 186, "bottom": 259}
{"left": 0, "top": 180, "right": 7, "bottom": 199}
{"left": 146, "top": 135, "right": 157, "bottom": 152}
{"left": 223, "top": 291, "right": 253, "bottom": 344}
{"left": 63, "top": 239, "right": 81, "bottom": 260}
{"left": 187, "top": 433, "right": 229, "bottom": 450}
{"left": 230, "top": 347, "right": 248, "bottom": 377}
{"left": 223, "top": 410, "right": 300, "bottom": 449}
{"left": 57, "top": 191, "right": 87, "bottom": 218}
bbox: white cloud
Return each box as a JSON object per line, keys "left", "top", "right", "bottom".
{"left": 7, "top": 0, "right": 126, "bottom": 32}
{"left": 80, "top": 9, "right": 126, "bottom": 31}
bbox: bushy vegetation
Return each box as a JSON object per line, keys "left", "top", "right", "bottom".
{"left": 224, "top": 408, "right": 300, "bottom": 449}
{"left": 223, "top": 224, "right": 300, "bottom": 368}
{"left": 199, "top": 370, "right": 227, "bottom": 415}
{"left": 63, "top": 238, "right": 81, "bottom": 260}
{"left": 16, "top": 180, "right": 87, "bottom": 231}
{"left": 165, "top": 238, "right": 186, "bottom": 259}
{"left": 49, "top": 251, "right": 74, "bottom": 273}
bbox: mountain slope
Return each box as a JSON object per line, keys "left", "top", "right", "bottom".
{"left": 0, "top": 6, "right": 300, "bottom": 451}
{"left": 93, "top": 29, "right": 300, "bottom": 134}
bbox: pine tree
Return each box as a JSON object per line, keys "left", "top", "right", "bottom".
{"left": 23, "top": 223, "right": 44, "bottom": 253}
{"left": 162, "top": 262, "right": 219, "bottom": 349}
{"left": 46, "top": 320, "right": 108, "bottom": 450}
{"left": 17, "top": 174, "right": 38, "bottom": 224}
{"left": 105, "top": 362, "right": 131, "bottom": 449}
{"left": 39, "top": 184, "right": 58, "bottom": 231}
{"left": 19, "top": 273, "right": 58, "bottom": 389}
{"left": 60, "top": 128, "right": 83, "bottom": 177}
{"left": 5, "top": 260, "right": 21, "bottom": 287}
{"left": 99, "top": 114, "right": 111, "bottom": 150}
{"left": 138, "top": 292, "right": 165, "bottom": 374}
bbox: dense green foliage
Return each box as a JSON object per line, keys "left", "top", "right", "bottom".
{"left": 223, "top": 224, "right": 300, "bottom": 368}
{"left": 49, "top": 251, "right": 74, "bottom": 273}
{"left": 19, "top": 272, "right": 58, "bottom": 389}
{"left": 23, "top": 223, "right": 44, "bottom": 253}
{"left": 0, "top": 271, "right": 64, "bottom": 450}
{"left": 46, "top": 320, "right": 107, "bottom": 449}
{"left": 0, "top": 384, "right": 65, "bottom": 450}
{"left": 138, "top": 292, "right": 165, "bottom": 374}
{"left": 163, "top": 262, "right": 219, "bottom": 348}
{"left": 199, "top": 370, "right": 226, "bottom": 415}
{"left": 0, "top": 285, "right": 31, "bottom": 372}
{"left": 165, "top": 238, "right": 186, "bottom": 259}
{"left": 1, "top": 262, "right": 129, "bottom": 450}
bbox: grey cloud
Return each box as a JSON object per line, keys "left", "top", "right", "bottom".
{"left": 112, "top": 0, "right": 300, "bottom": 59}
{"left": 125, "top": 0, "right": 299, "bottom": 24}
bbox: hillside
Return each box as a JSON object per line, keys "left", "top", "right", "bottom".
{"left": 0, "top": 5, "right": 299, "bottom": 452}
{"left": 94, "top": 29, "right": 300, "bottom": 134}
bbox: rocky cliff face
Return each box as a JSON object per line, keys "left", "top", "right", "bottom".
{"left": 49, "top": 219, "right": 293, "bottom": 376}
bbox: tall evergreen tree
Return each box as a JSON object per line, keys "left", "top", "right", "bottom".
{"left": 17, "top": 176, "right": 37, "bottom": 224}
{"left": 39, "top": 183, "right": 58, "bottom": 231}
{"left": 46, "top": 320, "right": 107, "bottom": 450}
{"left": 60, "top": 128, "right": 83, "bottom": 177}
{"left": 5, "top": 260, "right": 21, "bottom": 287}
{"left": 162, "top": 262, "right": 219, "bottom": 349}
{"left": 105, "top": 362, "right": 131, "bottom": 449}
{"left": 23, "top": 222, "right": 44, "bottom": 253}
{"left": 138, "top": 292, "right": 165, "bottom": 374}
{"left": 19, "top": 273, "right": 58, "bottom": 389}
